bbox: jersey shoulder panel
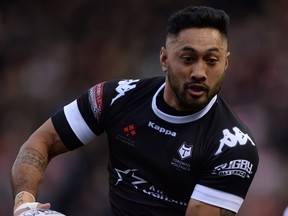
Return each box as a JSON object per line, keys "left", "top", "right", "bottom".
{"left": 196, "top": 96, "right": 259, "bottom": 198}
{"left": 90, "top": 77, "right": 165, "bottom": 122}
{"left": 102, "top": 76, "right": 165, "bottom": 106}
{"left": 52, "top": 76, "right": 165, "bottom": 150}
{"left": 189, "top": 97, "right": 259, "bottom": 212}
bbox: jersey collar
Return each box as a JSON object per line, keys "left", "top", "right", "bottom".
{"left": 152, "top": 83, "right": 217, "bottom": 124}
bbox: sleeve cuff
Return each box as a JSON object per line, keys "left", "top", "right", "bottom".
{"left": 191, "top": 184, "right": 244, "bottom": 213}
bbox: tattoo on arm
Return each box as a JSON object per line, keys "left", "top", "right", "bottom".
{"left": 16, "top": 148, "right": 48, "bottom": 176}
{"left": 219, "top": 208, "right": 235, "bottom": 216}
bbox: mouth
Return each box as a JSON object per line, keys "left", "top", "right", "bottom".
{"left": 187, "top": 83, "right": 207, "bottom": 97}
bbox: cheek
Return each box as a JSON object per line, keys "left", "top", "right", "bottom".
{"left": 167, "top": 65, "right": 188, "bottom": 84}
{"left": 167, "top": 61, "right": 190, "bottom": 78}
{"left": 210, "top": 72, "right": 225, "bottom": 89}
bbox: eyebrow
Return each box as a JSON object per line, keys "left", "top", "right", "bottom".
{"left": 181, "top": 46, "right": 221, "bottom": 53}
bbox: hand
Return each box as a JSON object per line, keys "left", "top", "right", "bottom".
{"left": 14, "top": 202, "right": 51, "bottom": 216}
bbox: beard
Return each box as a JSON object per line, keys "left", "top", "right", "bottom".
{"left": 166, "top": 69, "right": 224, "bottom": 113}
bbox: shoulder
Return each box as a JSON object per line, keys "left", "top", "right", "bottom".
{"left": 214, "top": 96, "right": 252, "bottom": 132}
{"left": 103, "top": 76, "right": 164, "bottom": 92}
{"left": 99, "top": 76, "right": 165, "bottom": 104}
{"left": 206, "top": 96, "right": 259, "bottom": 160}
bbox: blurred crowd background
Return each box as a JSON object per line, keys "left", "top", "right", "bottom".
{"left": 1, "top": 0, "right": 288, "bottom": 215}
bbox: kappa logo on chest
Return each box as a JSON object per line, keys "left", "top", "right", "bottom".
{"left": 147, "top": 121, "right": 177, "bottom": 137}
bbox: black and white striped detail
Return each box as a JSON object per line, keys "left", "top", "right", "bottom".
{"left": 63, "top": 100, "right": 96, "bottom": 145}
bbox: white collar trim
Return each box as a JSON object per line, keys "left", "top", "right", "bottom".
{"left": 151, "top": 83, "right": 217, "bottom": 124}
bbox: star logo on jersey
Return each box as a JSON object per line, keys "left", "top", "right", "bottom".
{"left": 178, "top": 142, "right": 193, "bottom": 160}
{"left": 123, "top": 124, "right": 136, "bottom": 136}
{"left": 114, "top": 168, "right": 188, "bottom": 206}
{"left": 114, "top": 168, "right": 147, "bottom": 189}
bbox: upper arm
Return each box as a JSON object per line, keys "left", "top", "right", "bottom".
{"left": 185, "top": 198, "right": 235, "bottom": 216}
{"left": 25, "top": 118, "right": 69, "bottom": 160}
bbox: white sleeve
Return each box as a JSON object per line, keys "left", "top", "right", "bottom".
{"left": 191, "top": 184, "right": 244, "bottom": 213}
{"left": 64, "top": 100, "right": 96, "bottom": 145}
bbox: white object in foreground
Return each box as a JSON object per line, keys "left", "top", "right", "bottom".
{"left": 19, "top": 209, "right": 65, "bottom": 216}
{"left": 283, "top": 206, "right": 288, "bottom": 216}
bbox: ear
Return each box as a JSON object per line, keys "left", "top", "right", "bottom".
{"left": 225, "top": 51, "right": 230, "bottom": 70}
{"left": 160, "top": 47, "right": 168, "bottom": 72}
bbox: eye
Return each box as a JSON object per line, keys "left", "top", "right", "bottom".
{"left": 181, "top": 56, "right": 194, "bottom": 63}
{"left": 206, "top": 57, "right": 218, "bottom": 65}
{"left": 184, "top": 56, "right": 192, "bottom": 62}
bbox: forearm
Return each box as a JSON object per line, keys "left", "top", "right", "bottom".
{"left": 12, "top": 119, "right": 55, "bottom": 207}
{"left": 11, "top": 119, "right": 69, "bottom": 213}
{"left": 12, "top": 145, "right": 48, "bottom": 194}
{"left": 11, "top": 143, "right": 49, "bottom": 209}
{"left": 185, "top": 199, "right": 235, "bottom": 216}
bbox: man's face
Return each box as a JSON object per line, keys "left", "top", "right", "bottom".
{"left": 160, "top": 27, "right": 230, "bottom": 112}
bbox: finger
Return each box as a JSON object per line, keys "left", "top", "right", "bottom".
{"left": 14, "top": 202, "right": 51, "bottom": 216}
{"left": 37, "top": 202, "right": 51, "bottom": 209}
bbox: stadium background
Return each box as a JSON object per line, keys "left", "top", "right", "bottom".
{"left": 0, "top": 0, "right": 288, "bottom": 215}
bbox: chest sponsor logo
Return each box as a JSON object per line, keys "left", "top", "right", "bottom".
{"left": 148, "top": 121, "right": 177, "bottom": 137}
{"left": 114, "top": 168, "right": 187, "bottom": 206}
{"left": 111, "top": 79, "right": 139, "bottom": 105}
{"left": 212, "top": 159, "right": 253, "bottom": 178}
{"left": 215, "top": 127, "right": 256, "bottom": 155}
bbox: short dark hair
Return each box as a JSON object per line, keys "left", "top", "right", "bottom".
{"left": 166, "top": 6, "right": 229, "bottom": 39}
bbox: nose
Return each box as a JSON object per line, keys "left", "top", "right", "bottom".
{"left": 190, "top": 61, "right": 207, "bottom": 82}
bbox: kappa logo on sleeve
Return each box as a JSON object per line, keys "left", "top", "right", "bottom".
{"left": 111, "top": 79, "right": 139, "bottom": 105}
{"left": 215, "top": 127, "right": 255, "bottom": 155}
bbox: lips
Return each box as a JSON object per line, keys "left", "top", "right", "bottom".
{"left": 187, "top": 83, "right": 207, "bottom": 97}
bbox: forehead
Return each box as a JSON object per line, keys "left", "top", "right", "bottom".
{"left": 166, "top": 28, "right": 227, "bottom": 53}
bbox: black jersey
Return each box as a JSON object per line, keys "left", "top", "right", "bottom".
{"left": 51, "top": 77, "right": 259, "bottom": 215}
